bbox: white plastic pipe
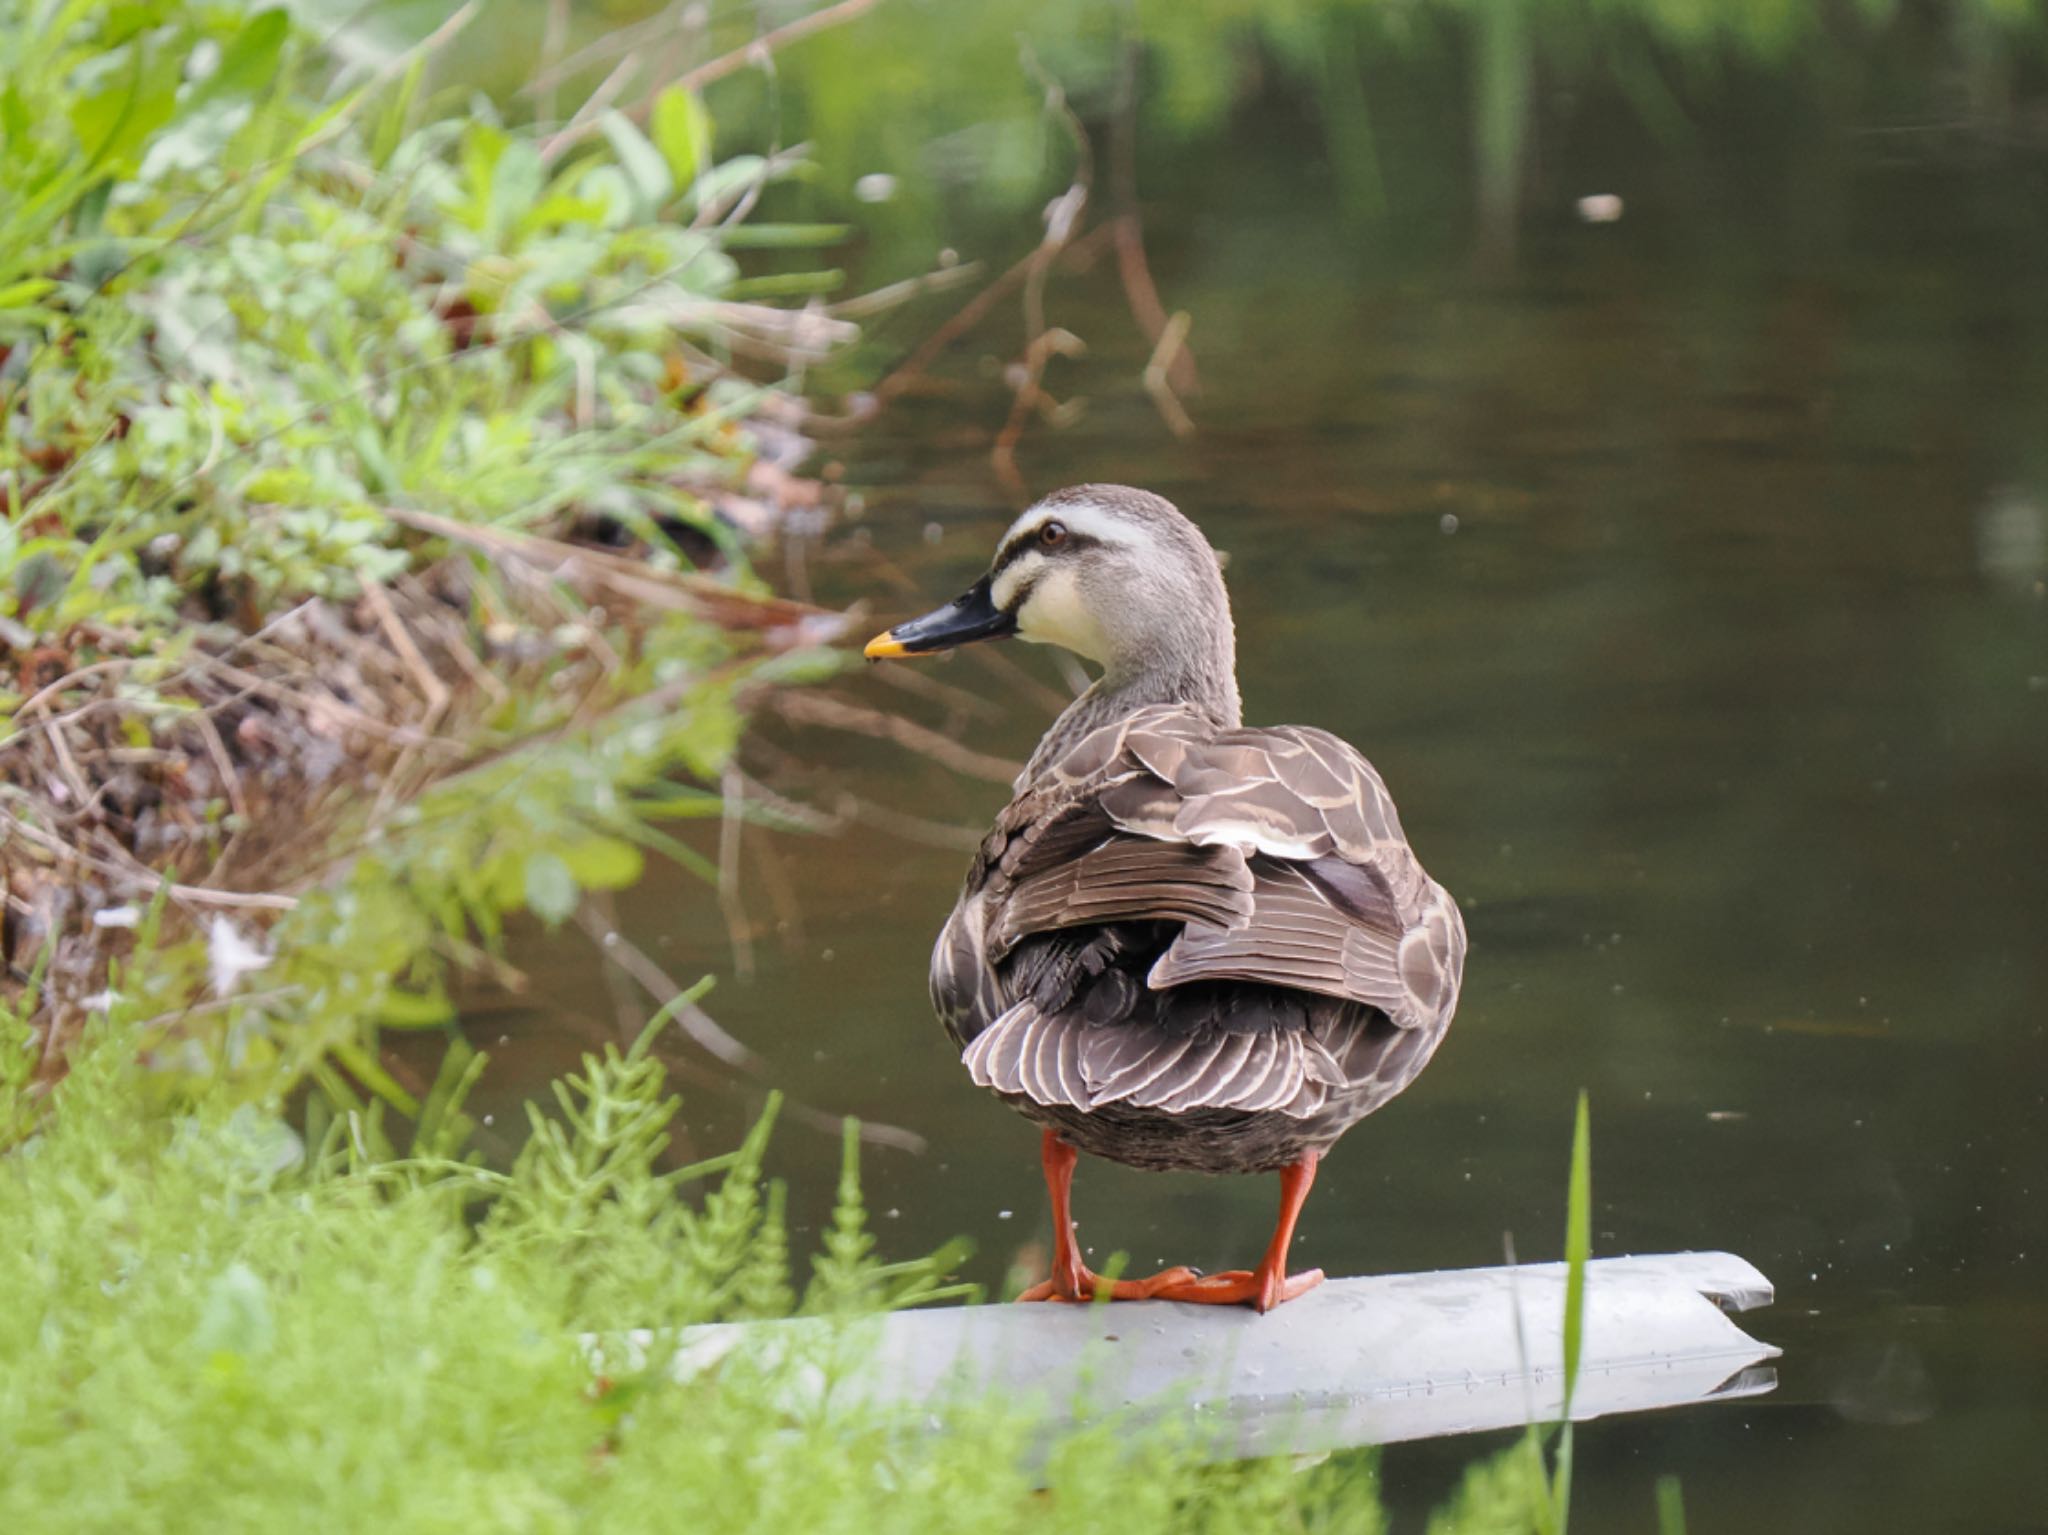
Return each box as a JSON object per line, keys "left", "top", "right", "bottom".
{"left": 623, "top": 1251, "right": 1779, "bottom": 1459}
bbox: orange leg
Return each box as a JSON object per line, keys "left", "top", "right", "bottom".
{"left": 1015, "top": 1132, "right": 1326, "bottom": 1312}
{"left": 1150, "top": 1150, "right": 1326, "bottom": 1313}
{"left": 1015, "top": 1130, "right": 1200, "bottom": 1302}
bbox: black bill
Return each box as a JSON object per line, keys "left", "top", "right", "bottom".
{"left": 864, "top": 575, "right": 1017, "bottom": 658}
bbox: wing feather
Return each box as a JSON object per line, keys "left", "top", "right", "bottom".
{"left": 947, "top": 702, "right": 1465, "bottom": 1121}
{"left": 1155, "top": 1029, "right": 1257, "bottom": 1113}
{"left": 992, "top": 838, "right": 1253, "bottom": 954}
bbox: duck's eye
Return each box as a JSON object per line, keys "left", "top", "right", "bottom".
{"left": 1038, "top": 520, "right": 1068, "bottom": 548}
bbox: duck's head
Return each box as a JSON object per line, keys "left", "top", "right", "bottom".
{"left": 865, "top": 485, "right": 1237, "bottom": 702}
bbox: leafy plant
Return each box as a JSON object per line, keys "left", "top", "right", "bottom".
{"left": 0, "top": 0, "right": 860, "bottom": 1112}
{"left": 0, "top": 0, "right": 846, "bottom": 656}
{"left": 3, "top": 999, "right": 1679, "bottom": 1533}
{"left": 0, "top": 1002, "right": 1371, "bottom": 1532}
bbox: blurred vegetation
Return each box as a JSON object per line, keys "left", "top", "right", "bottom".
{"left": 2, "top": 1001, "right": 1624, "bottom": 1533}
{"left": 1, "top": 0, "right": 842, "bottom": 636}
{"left": 784, "top": 0, "right": 2047, "bottom": 283}
{"left": 311, "top": 0, "right": 2048, "bottom": 287}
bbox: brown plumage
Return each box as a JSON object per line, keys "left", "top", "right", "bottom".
{"left": 867, "top": 486, "right": 1465, "bottom": 1310}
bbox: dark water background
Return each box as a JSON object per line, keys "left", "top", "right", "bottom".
{"left": 419, "top": 13, "right": 2048, "bottom": 1529}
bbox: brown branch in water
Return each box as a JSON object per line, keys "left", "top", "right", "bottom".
{"left": 1142, "top": 308, "right": 1197, "bottom": 439}
{"left": 765, "top": 691, "right": 1022, "bottom": 784}
{"left": 739, "top": 738, "right": 986, "bottom": 854}
{"left": 572, "top": 897, "right": 927, "bottom": 1155}
{"left": 834, "top": 792, "right": 986, "bottom": 853}
{"left": 833, "top": 42, "right": 1199, "bottom": 464}
{"left": 961, "top": 641, "right": 1073, "bottom": 715}
{"left": 988, "top": 48, "right": 1095, "bottom": 497}
{"left": 825, "top": 259, "right": 986, "bottom": 322}
{"left": 726, "top": 765, "right": 843, "bottom": 837}
{"left": 574, "top": 899, "right": 764, "bottom": 1073}
{"left": 854, "top": 249, "right": 1040, "bottom": 414}
{"left": 865, "top": 659, "right": 1008, "bottom": 725}
{"left": 1111, "top": 34, "right": 1198, "bottom": 400}
{"left": 716, "top": 767, "right": 756, "bottom": 980}
{"left": 990, "top": 325, "right": 1084, "bottom": 496}
{"left": 743, "top": 819, "right": 806, "bottom": 948}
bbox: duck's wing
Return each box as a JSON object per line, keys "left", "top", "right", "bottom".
{"left": 1141, "top": 719, "right": 1466, "bottom": 1038}
{"left": 967, "top": 710, "right": 1262, "bottom": 957}
{"left": 958, "top": 708, "right": 1464, "bottom": 1119}
{"left": 987, "top": 708, "right": 1464, "bottom": 1032}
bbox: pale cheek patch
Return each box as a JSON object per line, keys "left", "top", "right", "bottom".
{"left": 991, "top": 552, "right": 1042, "bottom": 613}
{"left": 1016, "top": 566, "right": 1110, "bottom": 662}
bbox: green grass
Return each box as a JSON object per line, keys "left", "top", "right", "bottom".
{"left": 2, "top": 1009, "right": 1389, "bottom": 1534}
{"left": 4, "top": 1006, "right": 1643, "bottom": 1533}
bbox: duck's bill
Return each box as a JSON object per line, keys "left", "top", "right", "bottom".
{"left": 864, "top": 575, "right": 1017, "bottom": 659}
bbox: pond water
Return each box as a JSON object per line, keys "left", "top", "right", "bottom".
{"left": 442, "top": 38, "right": 2048, "bottom": 1533}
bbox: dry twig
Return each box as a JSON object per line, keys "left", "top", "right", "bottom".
{"left": 765, "top": 691, "right": 1022, "bottom": 784}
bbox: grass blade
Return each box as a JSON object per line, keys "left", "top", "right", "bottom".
{"left": 1561, "top": 1088, "right": 1592, "bottom": 1412}
{"left": 1551, "top": 1089, "right": 1593, "bottom": 1533}
{"left": 1656, "top": 1476, "right": 1689, "bottom": 1535}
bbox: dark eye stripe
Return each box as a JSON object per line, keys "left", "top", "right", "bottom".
{"left": 993, "top": 525, "right": 1099, "bottom": 575}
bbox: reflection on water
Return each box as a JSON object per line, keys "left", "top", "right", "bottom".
{"left": 441, "top": 35, "right": 2048, "bottom": 1535}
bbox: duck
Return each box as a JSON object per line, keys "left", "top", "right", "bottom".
{"left": 865, "top": 485, "right": 1465, "bottom": 1312}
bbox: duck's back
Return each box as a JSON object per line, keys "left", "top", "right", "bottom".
{"left": 931, "top": 704, "right": 1465, "bottom": 1175}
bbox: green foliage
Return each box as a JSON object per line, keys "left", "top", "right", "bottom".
{"left": 0, "top": 1010, "right": 1402, "bottom": 1533}
{"left": 0, "top": 0, "right": 827, "bottom": 704}
{"left": 1, "top": 991, "right": 1666, "bottom": 1534}
{"left": 808, "top": 1115, "right": 977, "bottom": 1316}
{"left": 1561, "top": 1090, "right": 1593, "bottom": 1412}
{"left": 1427, "top": 1434, "right": 1555, "bottom": 1535}
{"left": 0, "top": 2, "right": 870, "bottom": 1116}
{"left": 1548, "top": 1088, "right": 1594, "bottom": 1530}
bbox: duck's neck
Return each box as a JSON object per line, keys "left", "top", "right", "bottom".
{"left": 1021, "top": 649, "right": 1242, "bottom": 785}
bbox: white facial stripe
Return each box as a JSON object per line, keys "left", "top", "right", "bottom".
{"left": 989, "top": 549, "right": 1044, "bottom": 612}
{"left": 996, "top": 497, "right": 1143, "bottom": 559}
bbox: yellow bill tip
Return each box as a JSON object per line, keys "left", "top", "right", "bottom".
{"left": 863, "top": 630, "right": 912, "bottom": 660}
